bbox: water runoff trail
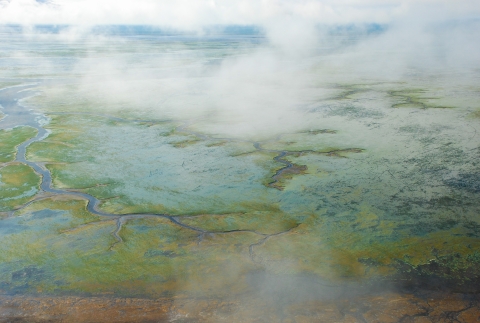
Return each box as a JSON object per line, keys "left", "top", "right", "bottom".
{"left": 0, "top": 84, "right": 301, "bottom": 259}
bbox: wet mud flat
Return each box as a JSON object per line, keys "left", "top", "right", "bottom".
{"left": 1, "top": 291, "right": 479, "bottom": 323}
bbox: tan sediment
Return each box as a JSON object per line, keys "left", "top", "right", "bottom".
{"left": 0, "top": 292, "right": 478, "bottom": 323}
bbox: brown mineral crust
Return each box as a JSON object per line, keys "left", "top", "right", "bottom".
{"left": 413, "top": 317, "right": 434, "bottom": 323}
{"left": 0, "top": 296, "right": 172, "bottom": 323}
{"left": 285, "top": 301, "right": 344, "bottom": 322}
{"left": 362, "top": 294, "right": 429, "bottom": 323}
{"left": 428, "top": 295, "right": 470, "bottom": 316}
{"left": 457, "top": 307, "right": 480, "bottom": 323}
{"left": 0, "top": 292, "right": 479, "bottom": 323}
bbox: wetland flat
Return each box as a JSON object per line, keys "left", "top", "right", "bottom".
{"left": 0, "top": 24, "right": 479, "bottom": 322}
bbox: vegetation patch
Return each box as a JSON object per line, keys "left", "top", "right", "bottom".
{"left": 468, "top": 109, "right": 480, "bottom": 119}
{"left": 0, "top": 163, "right": 41, "bottom": 211}
{"left": 0, "top": 126, "right": 37, "bottom": 163}
{"left": 389, "top": 89, "right": 454, "bottom": 109}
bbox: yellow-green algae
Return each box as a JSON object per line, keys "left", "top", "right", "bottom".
{"left": 179, "top": 209, "right": 298, "bottom": 235}
{"left": 468, "top": 109, "right": 480, "bottom": 119}
{"left": 0, "top": 126, "right": 37, "bottom": 163}
{"left": 79, "top": 217, "right": 257, "bottom": 298}
{"left": 171, "top": 137, "right": 202, "bottom": 148}
{"left": 330, "top": 84, "right": 371, "bottom": 100}
{"left": 252, "top": 206, "right": 480, "bottom": 285}
{"left": 0, "top": 199, "right": 262, "bottom": 298}
{"left": 388, "top": 88, "right": 454, "bottom": 109}
{"left": 0, "top": 198, "right": 102, "bottom": 289}
{"left": 0, "top": 163, "right": 41, "bottom": 212}
{"left": 2, "top": 195, "right": 479, "bottom": 297}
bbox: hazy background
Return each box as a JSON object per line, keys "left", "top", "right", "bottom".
{"left": 1, "top": 0, "right": 480, "bottom": 137}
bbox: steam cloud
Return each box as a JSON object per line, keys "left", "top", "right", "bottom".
{"left": 1, "top": 0, "right": 479, "bottom": 138}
